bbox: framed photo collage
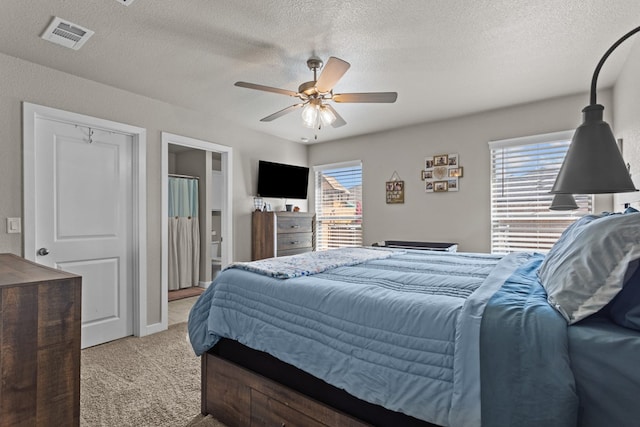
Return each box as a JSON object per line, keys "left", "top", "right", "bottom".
{"left": 422, "top": 153, "right": 463, "bottom": 193}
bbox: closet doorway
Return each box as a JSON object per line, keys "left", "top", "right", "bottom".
{"left": 161, "top": 132, "right": 233, "bottom": 329}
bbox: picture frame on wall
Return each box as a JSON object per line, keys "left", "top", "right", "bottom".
{"left": 425, "top": 157, "right": 434, "bottom": 169}
{"left": 422, "top": 152, "right": 464, "bottom": 194}
{"left": 434, "top": 181, "right": 448, "bottom": 192}
{"left": 434, "top": 154, "right": 449, "bottom": 167}
{"left": 448, "top": 167, "right": 463, "bottom": 178}
{"left": 425, "top": 180, "right": 434, "bottom": 193}
{"left": 386, "top": 180, "right": 405, "bottom": 203}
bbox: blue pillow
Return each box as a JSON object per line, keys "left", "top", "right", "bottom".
{"left": 606, "top": 259, "right": 640, "bottom": 330}
{"left": 625, "top": 206, "right": 639, "bottom": 214}
{"left": 538, "top": 212, "right": 640, "bottom": 324}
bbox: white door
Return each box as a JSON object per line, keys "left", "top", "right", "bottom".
{"left": 34, "top": 118, "right": 133, "bottom": 348}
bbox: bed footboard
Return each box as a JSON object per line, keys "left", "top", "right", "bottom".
{"left": 201, "top": 340, "right": 436, "bottom": 427}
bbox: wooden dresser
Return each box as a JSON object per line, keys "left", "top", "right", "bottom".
{"left": 0, "top": 253, "right": 82, "bottom": 427}
{"left": 252, "top": 211, "right": 315, "bottom": 260}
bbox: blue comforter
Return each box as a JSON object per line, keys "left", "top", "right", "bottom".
{"left": 481, "top": 253, "right": 578, "bottom": 427}
{"left": 188, "top": 248, "right": 577, "bottom": 427}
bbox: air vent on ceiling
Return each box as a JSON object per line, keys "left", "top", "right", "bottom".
{"left": 40, "top": 17, "right": 94, "bottom": 50}
{"left": 114, "top": 0, "right": 137, "bottom": 5}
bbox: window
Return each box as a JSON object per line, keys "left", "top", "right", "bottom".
{"left": 314, "top": 161, "right": 363, "bottom": 250}
{"left": 489, "top": 131, "right": 593, "bottom": 254}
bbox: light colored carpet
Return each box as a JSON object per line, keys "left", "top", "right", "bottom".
{"left": 81, "top": 322, "right": 227, "bottom": 427}
{"left": 185, "top": 414, "right": 227, "bottom": 426}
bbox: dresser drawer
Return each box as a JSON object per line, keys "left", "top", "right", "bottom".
{"left": 277, "top": 233, "right": 313, "bottom": 252}
{"left": 277, "top": 215, "right": 313, "bottom": 234}
{"left": 251, "top": 389, "right": 328, "bottom": 427}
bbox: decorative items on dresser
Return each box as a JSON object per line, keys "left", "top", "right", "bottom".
{"left": 0, "top": 253, "right": 81, "bottom": 427}
{"left": 252, "top": 211, "right": 315, "bottom": 260}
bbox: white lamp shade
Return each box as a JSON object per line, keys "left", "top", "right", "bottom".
{"left": 319, "top": 105, "right": 336, "bottom": 126}
{"left": 301, "top": 102, "right": 319, "bottom": 128}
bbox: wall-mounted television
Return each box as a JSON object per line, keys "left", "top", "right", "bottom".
{"left": 257, "top": 160, "right": 309, "bottom": 199}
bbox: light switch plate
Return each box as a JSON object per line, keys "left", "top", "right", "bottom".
{"left": 7, "top": 217, "right": 21, "bottom": 234}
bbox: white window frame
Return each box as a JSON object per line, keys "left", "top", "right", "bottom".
{"left": 489, "top": 130, "right": 594, "bottom": 254}
{"left": 314, "top": 161, "right": 363, "bottom": 251}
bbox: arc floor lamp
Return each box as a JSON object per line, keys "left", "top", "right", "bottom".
{"left": 549, "top": 193, "right": 579, "bottom": 211}
{"left": 551, "top": 25, "right": 640, "bottom": 196}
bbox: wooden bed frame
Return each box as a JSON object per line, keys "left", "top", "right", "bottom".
{"left": 202, "top": 339, "right": 438, "bottom": 427}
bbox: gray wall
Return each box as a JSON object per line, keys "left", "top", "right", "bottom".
{"left": 0, "top": 51, "right": 306, "bottom": 326}
{"left": 308, "top": 91, "right": 615, "bottom": 253}
{"left": 614, "top": 39, "right": 640, "bottom": 208}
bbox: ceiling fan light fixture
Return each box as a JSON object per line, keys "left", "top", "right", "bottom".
{"left": 319, "top": 105, "right": 336, "bottom": 126}
{"left": 301, "top": 101, "right": 319, "bottom": 128}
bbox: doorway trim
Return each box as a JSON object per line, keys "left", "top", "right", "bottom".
{"left": 22, "top": 102, "right": 149, "bottom": 337}
{"left": 161, "top": 132, "right": 233, "bottom": 331}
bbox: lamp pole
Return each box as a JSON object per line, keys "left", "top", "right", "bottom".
{"left": 550, "top": 26, "right": 640, "bottom": 195}
{"left": 589, "top": 26, "right": 640, "bottom": 106}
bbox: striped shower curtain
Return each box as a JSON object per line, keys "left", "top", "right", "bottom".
{"left": 168, "top": 177, "right": 200, "bottom": 290}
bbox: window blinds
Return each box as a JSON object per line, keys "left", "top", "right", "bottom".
{"left": 489, "top": 132, "right": 593, "bottom": 254}
{"left": 314, "top": 162, "right": 363, "bottom": 250}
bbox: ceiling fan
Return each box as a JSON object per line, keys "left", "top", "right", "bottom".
{"left": 234, "top": 56, "right": 397, "bottom": 129}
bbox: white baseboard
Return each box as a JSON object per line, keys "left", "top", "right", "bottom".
{"left": 142, "top": 321, "right": 167, "bottom": 336}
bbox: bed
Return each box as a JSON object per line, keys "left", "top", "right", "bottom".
{"left": 188, "top": 211, "right": 640, "bottom": 427}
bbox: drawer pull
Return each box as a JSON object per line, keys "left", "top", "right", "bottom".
{"left": 290, "top": 225, "right": 300, "bottom": 228}
{"left": 290, "top": 241, "right": 299, "bottom": 245}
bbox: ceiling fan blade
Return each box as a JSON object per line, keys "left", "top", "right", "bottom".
{"left": 324, "top": 104, "right": 347, "bottom": 128}
{"left": 259, "top": 103, "right": 304, "bottom": 122}
{"left": 315, "top": 57, "right": 351, "bottom": 93}
{"left": 333, "top": 92, "right": 398, "bottom": 103}
{"left": 235, "top": 81, "right": 298, "bottom": 97}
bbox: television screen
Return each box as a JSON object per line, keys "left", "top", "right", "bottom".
{"left": 257, "top": 160, "right": 309, "bottom": 199}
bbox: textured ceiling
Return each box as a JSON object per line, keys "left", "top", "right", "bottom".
{"left": 1, "top": 0, "right": 639, "bottom": 144}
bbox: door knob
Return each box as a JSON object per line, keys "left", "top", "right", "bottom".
{"left": 37, "top": 248, "right": 49, "bottom": 256}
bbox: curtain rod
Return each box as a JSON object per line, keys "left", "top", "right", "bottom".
{"left": 169, "top": 173, "right": 200, "bottom": 179}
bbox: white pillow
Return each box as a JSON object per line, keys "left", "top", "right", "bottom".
{"left": 538, "top": 212, "right": 640, "bottom": 324}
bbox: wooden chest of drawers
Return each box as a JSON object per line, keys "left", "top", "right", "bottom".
{"left": 252, "top": 211, "right": 315, "bottom": 260}
{"left": 0, "top": 253, "right": 82, "bottom": 427}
